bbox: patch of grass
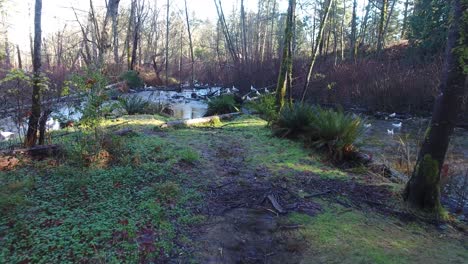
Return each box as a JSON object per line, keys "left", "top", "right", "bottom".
{"left": 153, "top": 181, "right": 181, "bottom": 204}
{"left": 179, "top": 148, "right": 200, "bottom": 163}
{"left": 0, "top": 177, "right": 34, "bottom": 213}
{"left": 0, "top": 120, "right": 201, "bottom": 262}
{"left": 288, "top": 207, "right": 468, "bottom": 264}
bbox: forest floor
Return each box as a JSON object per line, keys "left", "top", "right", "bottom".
{"left": 0, "top": 114, "right": 467, "bottom": 263}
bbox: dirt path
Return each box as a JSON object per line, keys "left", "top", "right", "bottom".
{"left": 181, "top": 134, "right": 310, "bottom": 263}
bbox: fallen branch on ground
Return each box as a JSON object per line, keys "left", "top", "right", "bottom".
{"left": 267, "top": 194, "right": 287, "bottom": 214}
{"left": 0, "top": 144, "right": 61, "bottom": 157}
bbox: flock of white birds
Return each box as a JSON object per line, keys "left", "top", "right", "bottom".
{"left": 364, "top": 113, "right": 403, "bottom": 136}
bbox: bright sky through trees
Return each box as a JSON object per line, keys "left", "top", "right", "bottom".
{"left": 4, "top": 0, "right": 369, "bottom": 51}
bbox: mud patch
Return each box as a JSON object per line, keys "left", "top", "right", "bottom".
{"left": 195, "top": 208, "right": 306, "bottom": 264}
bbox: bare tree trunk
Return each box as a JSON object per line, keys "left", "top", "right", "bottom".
{"left": 275, "top": 0, "right": 295, "bottom": 111}
{"left": 340, "top": 0, "right": 345, "bottom": 62}
{"left": 179, "top": 28, "right": 183, "bottom": 89}
{"left": 111, "top": 0, "right": 121, "bottom": 64}
{"left": 404, "top": 0, "right": 467, "bottom": 214}
{"left": 300, "top": 0, "right": 334, "bottom": 102}
{"left": 268, "top": 0, "right": 276, "bottom": 62}
{"left": 165, "top": 0, "right": 170, "bottom": 84}
{"left": 25, "top": 0, "right": 42, "bottom": 147}
{"left": 350, "top": 0, "right": 357, "bottom": 61}
{"left": 43, "top": 39, "right": 50, "bottom": 70}
{"left": 130, "top": 0, "right": 145, "bottom": 71}
{"left": 356, "top": 0, "right": 371, "bottom": 56}
{"left": 382, "top": 0, "right": 397, "bottom": 48}
{"left": 377, "top": 0, "right": 389, "bottom": 53}
{"left": 127, "top": 0, "right": 136, "bottom": 70}
{"left": 16, "top": 45, "right": 22, "bottom": 69}
{"left": 214, "top": 0, "right": 240, "bottom": 65}
{"left": 241, "top": 0, "right": 248, "bottom": 64}
{"left": 332, "top": 1, "right": 338, "bottom": 65}
{"left": 401, "top": 0, "right": 410, "bottom": 39}
{"left": 4, "top": 34, "right": 11, "bottom": 68}
{"left": 184, "top": 0, "right": 195, "bottom": 87}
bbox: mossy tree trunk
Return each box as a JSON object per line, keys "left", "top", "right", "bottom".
{"left": 24, "top": 0, "right": 42, "bottom": 147}
{"left": 275, "top": 0, "right": 296, "bottom": 111}
{"left": 404, "top": 0, "right": 467, "bottom": 213}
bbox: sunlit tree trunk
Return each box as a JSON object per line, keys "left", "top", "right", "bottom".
{"left": 111, "top": 0, "right": 121, "bottom": 64}
{"left": 130, "top": 0, "right": 145, "bottom": 70}
{"left": 16, "top": 45, "right": 22, "bottom": 69}
{"left": 165, "top": 0, "right": 170, "bottom": 84}
{"left": 300, "top": 0, "right": 334, "bottom": 102}
{"left": 377, "top": 0, "right": 388, "bottom": 52}
{"left": 275, "top": 0, "right": 295, "bottom": 111}
{"left": 401, "top": 0, "right": 410, "bottom": 38}
{"left": 184, "top": 0, "right": 195, "bottom": 87}
{"left": 126, "top": 0, "right": 136, "bottom": 70}
{"left": 404, "top": 0, "right": 467, "bottom": 214}
{"left": 241, "top": 0, "right": 248, "bottom": 65}
{"left": 25, "top": 0, "right": 42, "bottom": 147}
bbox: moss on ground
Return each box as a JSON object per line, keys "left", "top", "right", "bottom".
{"left": 288, "top": 204, "right": 467, "bottom": 264}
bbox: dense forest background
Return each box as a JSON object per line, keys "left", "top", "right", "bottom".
{"left": 0, "top": 0, "right": 459, "bottom": 115}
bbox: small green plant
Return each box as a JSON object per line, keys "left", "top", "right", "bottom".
{"left": 119, "top": 70, "right": 144, "bottom": 88}
{"left": 205, "top": 95, "right": 240, "bottom": 116}
{"left": 272, "top": 103, "right": 314, "bottom": 138}
{"left": 0, "top": 178, "right": 34, "bottom": 213}
{"left": 71, "top": 69, "right": 109, "bottom": 134}
{"left": 179, "top": 148, "right": 200, "bottom": 163}
{"left": 119, "top": 95, "right": 149, "bottom": 115}
{"left": 248, "top": 94, "right": 278, "bottom": 123}
{"left": 153, "top": 181, "right": 181, "bottom": 204}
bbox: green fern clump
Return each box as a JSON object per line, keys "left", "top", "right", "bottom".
{"left": 119, "top": 95, "right": 149, "bottom": 115}
{"left": 205, "top": 95, "right": 240, "bottom": 116}
{"left": 119, "top": 70, "right": 144, "bottom": 88}
{"left": 272, "top": 104, "right": 364, "bottom": 161}
{"left": 248, "top": 94, "right": 278, "bottom": 122}
{"left": 272, "top": 103, "right": 315, "bottom": 138}
{"left": 307, "top": 106, "right": 365, "bottom": 160}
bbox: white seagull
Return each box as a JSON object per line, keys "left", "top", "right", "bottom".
{"left": 392, "top": 122, "right": 402, "bottom": 128}
{"left": 389, "top": 113, "right": 396, "bottom": 118}
{"left": 256, "top": 91, "right": 261, "bottom": 96}
{"left": 387, "top": 129, "right": 394, "bottom": 135}
{"left": 264, "top": 88, "right": 269, "bottom": 93}
{"left": 250, "top": 85, "right": 257, "bottom": 92}
{"left": 246, "top": 95, "right": 252, "bottom": 101}
{"left": 0, "top": 131, "right": 15, "bottom": 140}
{"left": 364, "top": 123, "right": 372, "bottom": 128}
{"left": 46, "top": 118, "right": 60, "bottom": 131}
